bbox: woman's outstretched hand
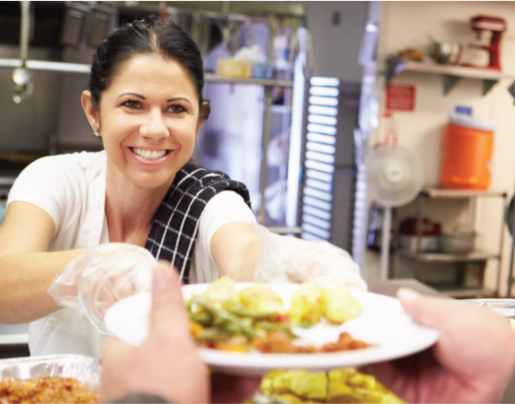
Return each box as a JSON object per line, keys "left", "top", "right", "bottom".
{"left": 48, "top": 243, "right": 156, "bottom": 331}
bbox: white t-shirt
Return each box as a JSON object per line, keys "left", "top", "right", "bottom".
{"left": 7, "top": 151, "right": 256, "bottom": 357}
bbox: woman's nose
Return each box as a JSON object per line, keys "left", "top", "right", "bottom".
{"left": 139, "top": 109, "right": 169, "bottom": 139}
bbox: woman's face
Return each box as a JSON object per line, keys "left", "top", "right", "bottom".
{"left": 85, "top": 53, "right": 202, "bottom": 191}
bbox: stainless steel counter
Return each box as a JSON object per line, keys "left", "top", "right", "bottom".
{"left": 0, "top": 323, "right": 28, "bottom": 345}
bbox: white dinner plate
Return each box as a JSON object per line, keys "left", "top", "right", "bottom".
{"left": 105, "top": 283, "right": 439, "bottom": 376}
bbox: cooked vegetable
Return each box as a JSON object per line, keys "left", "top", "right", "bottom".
{"left": 239, "top": 285, "right": 287, "bottom": 315}
{"left": 328, "top": 368, "right": 405, "bottom": 403}
{"left": 186, "top": 277, "right": 368, "bottom": 354}
{"left": 192, "top": 296, "right": 261, "bottom": 338}
{"left": 201, "top": 277, "right": 240, "bottom": 309}
{"left": 257, "top": 369, "right": 405, "bottom": 403}
{"left": 321, "top": 284, "right": 362, "bottom": 324}
{"left": 260, "top": 370, "right": 327, "bottom": 401}
{"left": 289, "top": 284, "right": 321, "bottom": 327}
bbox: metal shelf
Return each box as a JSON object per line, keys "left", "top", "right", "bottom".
{"left": 0, "top": 59, "right": 90, "bottom": 74}
{"left": 268, "top": 226, "right": 302, "bottom": 235}
{"left": 0, "top": 60, "right": 295, "bottom": 88}
{"left": 420, "top": 187, "right": 507, "bottom": 199}
{"left": 0, "top": 177, "right": 16, "bottom": 187}
{"left": 399, "top": 250, "right": 500, "bottom": 263}
{"left": 0, "top": 334, "right": 28, "bottom": 346}
{"left": 117, "top": 1, "right": 306, "bottom": 18}
{"left": 435, "top": 286, "right": 497, "bottom": 299}
{"left": 396, "top": 188, "right": 507, "bottom": 297}
{"left": 386, "top": 57, "right": 514, "bottom": 96}
{"left": 204, "top": 73, "right": 293, "bottom": 88}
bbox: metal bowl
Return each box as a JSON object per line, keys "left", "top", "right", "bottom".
{"left": 429, "top": 42, "right": 463, "bottom": 65}
{"left": 441, "top": 232, "right": 476, "bottom": 254}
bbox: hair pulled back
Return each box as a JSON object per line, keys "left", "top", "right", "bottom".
{"left": 89, "top": 16, "right": 204, "bottom": 109}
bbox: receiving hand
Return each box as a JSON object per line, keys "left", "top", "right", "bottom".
{"left": 100, "top": 262, "right": 209, "bottom": 404}
{"left": 48, "top": 243, "right": 156, "bottom": 332}
{"left": 363, "top": 289, "right": 515, "bottom": 403}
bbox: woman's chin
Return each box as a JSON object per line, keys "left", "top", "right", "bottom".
{"left": 128, "top": 171, "right": 176, "bottom": 191}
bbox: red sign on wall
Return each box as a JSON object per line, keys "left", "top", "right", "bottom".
{"left": 386, "top": 84, "right": 416, "bottom": 112}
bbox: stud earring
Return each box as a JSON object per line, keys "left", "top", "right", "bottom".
{"left": 93, "top": 131, "right": 100, "bottom": 137}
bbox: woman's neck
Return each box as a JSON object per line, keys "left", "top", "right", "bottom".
{"left": 104, "top": 167, "right": 172, "bottom": 246}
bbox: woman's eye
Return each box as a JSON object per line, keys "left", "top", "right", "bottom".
{"left": 122, "top": 100, "right": 142, "bottom": 109}
{"left": 168, "top": 104, "right": 186, "bottom": 114}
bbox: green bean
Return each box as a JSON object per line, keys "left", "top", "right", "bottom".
{"left": 295, "top": 321, "right": 313, "bottom": 328}
{"left": 189, "top": 312, "right": 213, "bottom": 325}
{"left": 192, "top": 296, "right": 260, "bottom": 338}
{"left": 195, "top": 328, "right": 230, "bottom": 342}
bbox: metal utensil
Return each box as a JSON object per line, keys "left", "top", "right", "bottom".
{"left": 13, "top": 1, "right": 33, "bottom": 104}
{"left": 429, "top": 41, "right": 463, "bottom": 65}
{"left": 12, "top": 67, "right": 33, "bottom": 104}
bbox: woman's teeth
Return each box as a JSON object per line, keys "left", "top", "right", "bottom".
{"left": 132, "top": 148, "right": 168, "bottom": 161}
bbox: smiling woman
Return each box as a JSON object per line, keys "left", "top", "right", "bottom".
{"left": 0, "top": 17, "right": 261, "bottom": 358}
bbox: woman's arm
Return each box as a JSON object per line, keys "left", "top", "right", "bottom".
{"left": 0, "top": 202, "right": 86, "bottom": 323}
{"left": 210, "top": 222, "right": 261, "bottom": 282}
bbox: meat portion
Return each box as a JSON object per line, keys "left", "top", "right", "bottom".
{"left": 251, "top": 331, "right": 371, "bottom": 354}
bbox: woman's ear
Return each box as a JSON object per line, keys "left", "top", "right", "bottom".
{"left": 196, "top": 99, "right": 210, "bottom": 132}
{"left": 81, "top": 90, "right": 100, "bottom": 133}
{"left": 201, "top": 99, "right": 211, "bottom": 121}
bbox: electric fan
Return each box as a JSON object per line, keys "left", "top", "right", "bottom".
{"left": 366, "top": 144, "right": 424, "bottom": 280}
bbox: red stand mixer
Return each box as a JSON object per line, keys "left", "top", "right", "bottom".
{"left": 469, "top": 15, "right": 506, "bottom": 70}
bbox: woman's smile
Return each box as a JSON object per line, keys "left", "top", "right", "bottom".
{"left": 130, "top": 147, "right": 172, "bottom": 162}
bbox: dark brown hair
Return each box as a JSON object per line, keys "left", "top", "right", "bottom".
{"left": 88, "top": 16, "right": 206, "bottom": 113}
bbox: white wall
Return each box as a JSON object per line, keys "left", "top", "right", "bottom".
{"left": 369, "top": 1, "right": 515, "bottom": 294}
{"left": 304, "top": 1, "right": 367, "bottom": 81}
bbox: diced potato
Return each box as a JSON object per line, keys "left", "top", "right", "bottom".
{"left": 239, "top": 285, "right": 283, "bottom": 305}
{"left": 260, "top": 370, "right": 327, "bottom": 401}
{"left": 328, "top": 369, "right": 405, "bottom": 404}
{"left": 259, "top": 369, "right": 405, "bottom": 404}
{"left": 290, "top": 284, "right": 321, "bottom": 326}
{"left": 288, "top": 371, "right": 327, "bottom": 401}
{"left": 239, "top": 285, "right": 286, "bottom": 314}
{"left": 202, "top": 276, "right": 239, "bottom": 308}
{"left": 320, "top": 284, "right": 361, "bottom": 324}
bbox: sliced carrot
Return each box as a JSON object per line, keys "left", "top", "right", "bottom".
{"left": 189, "top": 322, "right": 204, "bottom": 336}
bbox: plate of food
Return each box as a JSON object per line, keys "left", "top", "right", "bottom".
{"left": 105, "top": 278, "right": 439, "bottom": 376}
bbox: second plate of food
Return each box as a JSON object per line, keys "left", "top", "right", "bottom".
{"left": 105, "top": 281, "right": 439, "bottom": 376}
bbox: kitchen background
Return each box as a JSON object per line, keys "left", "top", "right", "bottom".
{"left": 1, "top": 0, "right": 515, "bottom": 354}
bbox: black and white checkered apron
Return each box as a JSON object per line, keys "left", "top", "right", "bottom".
{"left": 144, "top": 163, "right": 251, "bottom": 283}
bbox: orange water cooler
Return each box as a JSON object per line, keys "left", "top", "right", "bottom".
{"left": 440, "top": 117, "right": 495, "bottom": 190}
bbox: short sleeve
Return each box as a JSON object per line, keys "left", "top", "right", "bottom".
{"left": 192, "top": 190, "right": 256, "bottom": 282}
{"left": 7, "top": 155, "right": 83, "bottom": 235}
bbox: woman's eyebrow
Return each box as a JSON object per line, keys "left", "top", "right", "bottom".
{"left": 117, "top": 92, "right": 146, "bottom": 100}
{"left": 166, "top": 97, "right": 192, "bottom": 105}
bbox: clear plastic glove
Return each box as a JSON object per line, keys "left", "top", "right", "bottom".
{"left": 253, "top": 223, "right": 367, "bottom": 291}
{"left": 48, "top": 243, "right": 157, "bottom": 333}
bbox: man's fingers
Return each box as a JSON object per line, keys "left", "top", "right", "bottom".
{"left": 149, "top": 262, "right": 189, "bottom": 335}
{"left": 396, "top": 288, "right": 456, "bottom": 329}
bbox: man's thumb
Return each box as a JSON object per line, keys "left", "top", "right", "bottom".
{"left": 150, "top": 262, "right": 188, "bottom": 334}
{"left": 396, "top": 288, "right": 450, "bottom": 329}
